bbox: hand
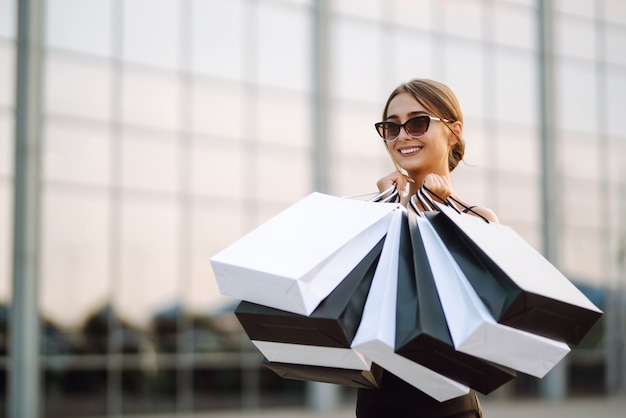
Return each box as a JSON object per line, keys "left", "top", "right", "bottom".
{"left": 422, "top": 173, "right": 453, "bottom": 203}
{"left": 376, "top": 171, "right": 415, "bottom": 203}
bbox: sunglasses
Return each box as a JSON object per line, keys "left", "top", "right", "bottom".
{"left": 374, "top": 115, "right": 452, "bottom": 142}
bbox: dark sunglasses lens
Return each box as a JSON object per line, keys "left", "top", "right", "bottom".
{"left": 378, "top": 122, "right": 400, "bottom": 140}
{"left": 405, "top": 116, "right": 430, "bottom": 137}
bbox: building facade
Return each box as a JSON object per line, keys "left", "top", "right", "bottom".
{"left": 1, "top": 0, "right": 625, "bottom": 416}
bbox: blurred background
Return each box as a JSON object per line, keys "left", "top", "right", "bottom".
{"left": 1, "top": 0, "right": 626, "bottom": 417}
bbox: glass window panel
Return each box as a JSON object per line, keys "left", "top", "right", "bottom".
{"left": 0, "top": 42, "right": 15, "bottom": 107}
{"left": 0, "top": 0, "right": 15, "bottom": 39}
{"left": 0, "top": 112, "right": 12, "bottom": 177}
{"left": 555, "top": 61, "right": 597, "bottom": 134}
{"left": 40, "top": 190, "right": 110, "bottom": 330}
{"left": 122, "top": 368, "right": 176, "bottom": 414}
{"left": 494, "top": 176, "right": 541, "bottom": 236}
{"left": 45, "top": 55, "right": 112, "bottom": 121}
{"left": 118, "top": 197, "right": 179, "bottom": 328}
{"left": 494, "top": 126, "right": 539, "bottom": 175}
{"left": 556, "top": 14, "right": 595, "bottom": 60}
{"left": 390, "top": 29, "right": 434, "bottom": 82}
{"left": 121, "top": 70, "right": 181, "bottom": 131}
{"left": 331, "top": 102, "right": 384, "bottom": 160}
{"left": 442, "top": 42, "right": 484, "bottom": 119}
{"left": 45, "top": 0, "right": 112, "bottom": 57}
{"left": 605, "top": 67, "right": 626, "bottom": 139}
{"left": 43, "top": 121, "right": 111, "bottom": 186}
{"left": 391, "top": 0, "right": 434, "bottom": 31}
{"left": 563, "top": 180, "right": 602, "bottom": 229}
{"left": 191, "top": 0, "right": 245, "bottom": 80}
{"left": 560, "top": 134, "right": 600, "bottom": 182}
{"left": 561, "top": 228, "right": 603, "bottom": 285}
{"left": 190, "top": 203, "right": 246, "bottom": 316}
{"left": 190, "top": 141, "right": 245, "bottom": 200}
{"left": 44, "top": 369, "right": 107, "bottom": 418}
{"left": 256, "top": 147, "right": 312, "bottom": 203}
{"left": 494, "top": 50, "right": 537, "bottom": 125}
{"left": 256, "top": 91, "right": 311, "bottom": 148}
{"left": 456, "top": 122, "right": 489, "bottom": 170}
{"left": 604, "top": 0, "right": 626, "bottom": 25}
{"left": 328, "top": 156, "right": 388, "bottom": 199}
{"left": 493, "top": 2, "right": 535, "bottom": 49}
{"left": 605, "top": 25, "right": 626, "bottom": 67}
{"left": 554, "top": 0, "right": 595, "bottom": 17}
{"left": 122, "top": 0, "right": 180, "bottom": 70}
{"left": 121, "top": 131, "right": 179, "bottom": 193}
{"left": 607, "top": 139, "right": 626, "bottom": 184}
{"left": 191, "top": 80, "right": 245, "bottom": 139}
{"left": 442, "top": 0, "right": 484, "bottom": 41}
{"left": 332, "top": 0, "right": 381, "bottom": 19}
{"left": 331, "top": 17, "right": 383, "bottom": 102}
{"left": 193, "top": 367, "right": 245, "bottom": 409}
{"left": 256, "top": 3, "right": 311, "bottom": 91}
{"left": 0, "top": 184, "right": 10, "bottom": 303}
{"left": 449, "top": 167, "right": 489, "bottom": 208}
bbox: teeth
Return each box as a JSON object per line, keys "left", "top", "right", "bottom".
{"left": 400, "top": 147, "right": 421, "bottom": 154}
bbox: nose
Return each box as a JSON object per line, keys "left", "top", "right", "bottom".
{"left": 396, "top": 124, "right": 412, "bottom": 140}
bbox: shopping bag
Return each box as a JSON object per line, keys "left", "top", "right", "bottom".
{"left": 252, "top": 340, "right": 372, "bottom": 370}
{"left": 417, "top": 205, "right": 570, "bottom": 378}
{"left": 352, "top": 209, "right": 471, "bottom": 402}
{"left": 422, "top": 190, "right": 602, "bottom": 345}
{"left": 395, "top": 208, "right": 517, "bottom": 394}
{"left": 210, "top": 192, "right": 400, "bottom": 315}
{"left": 235, "top": 237, "right": 384, "bottom": 348}
{"left": 263, "top": 358, "right": 384, "bottom": 389}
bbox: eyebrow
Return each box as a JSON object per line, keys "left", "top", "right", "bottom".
{"left": 385, "top": 110, "right": 428, "bottom": 121}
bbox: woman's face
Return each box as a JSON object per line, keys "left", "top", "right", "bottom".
{"left": 384, "top": 92, "right": 458, "bottom": 177}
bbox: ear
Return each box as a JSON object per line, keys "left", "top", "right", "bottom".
{"left": 447, "top": 120, "right": 463, "bottom": 146}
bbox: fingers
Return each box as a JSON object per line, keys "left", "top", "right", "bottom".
{"left": 423, "top": 174, "right": 451, "bottom": 201}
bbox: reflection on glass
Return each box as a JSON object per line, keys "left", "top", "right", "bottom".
{"left": 40, "top": 190, "right": 111, "bottom": 350}
{"left": 122, "top": 368, "right": 176, "bottom": 414}
{"left": 121, "top": 70, "right": 181, "bottom": 131}
{"left": 256, "top": 3, "right": 311, "bottom": 91}
{"left": 122, "top": 0, "right": 180, "bottom": 70}
{"left": 118, "top": 198, "right": 179, "bottom": 330}
{"left": 45, "top": 0, "right": 112, "bottom": 57}
{"left": 44, "top": 369, "right": 107, "bottom": 418}
{"left": 192, "top": 0, "right": 245, "bottom": 80}
{"left": 256, "top": 91, "right": 312, "bottom": 147}
{"left": 121, "top": 131, "right": 179, "bottom": 193}
{"left": 44, "top": 122, "right": 112, "bottom": 186}
{"left": 331, "top": 17, "right": 383, "bottom": 102}
{"left": 0, "top": 0, "right": 15, "bottom": 39}
{"left": 45, "top": 55, "right": 112, "bottom": 120}
{"left": 190, "top": 80, "right": 245, "bottom": 139}
{"left": 0, "top": 43, "right": 15, "bottom": 108}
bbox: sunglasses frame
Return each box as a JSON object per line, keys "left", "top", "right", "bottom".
{"left": 374, "top": 115, "right": 452, "bottom": 142}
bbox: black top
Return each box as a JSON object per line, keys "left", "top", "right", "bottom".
{"left": 356, "top": 370, "right": 482, "bottom": 418}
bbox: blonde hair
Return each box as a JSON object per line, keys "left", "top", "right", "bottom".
{"left": 381, "top": 79, "right": 465, "bottom": 172}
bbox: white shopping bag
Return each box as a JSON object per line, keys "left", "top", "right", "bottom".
{"left": 426, "top": 198, "right": 601, "bottom": 345}
{"left": 210, "top": 192, "right": 400, "bottom": 315}
{"left": 419, "top": 214, "right": 570, "bottom": 378}
{"left": 351, "top": 209, "right": 470, "bottom": 402}
{"left": 252, "top": 340, "right": 371, "bottom": 370}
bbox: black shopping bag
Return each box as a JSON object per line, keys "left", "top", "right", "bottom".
{"left": 422, "top": 190, "right": 602, "bottom": 345}
{"left": 263, "top": 358, "right": 383, "bottom": 389}
{"left": 235, "top": 236, "right": 385, "bottom": 348}
{"left": 395, "top": 210, "right": 516, "bottom": 395}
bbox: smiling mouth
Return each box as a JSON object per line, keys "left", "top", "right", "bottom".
{"left": 399, "top": 147, "right": 422, "bottom": 154}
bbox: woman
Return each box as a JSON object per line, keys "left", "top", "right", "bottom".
{"left": 355, "top": 79, "right": 497, "bottom": 417}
